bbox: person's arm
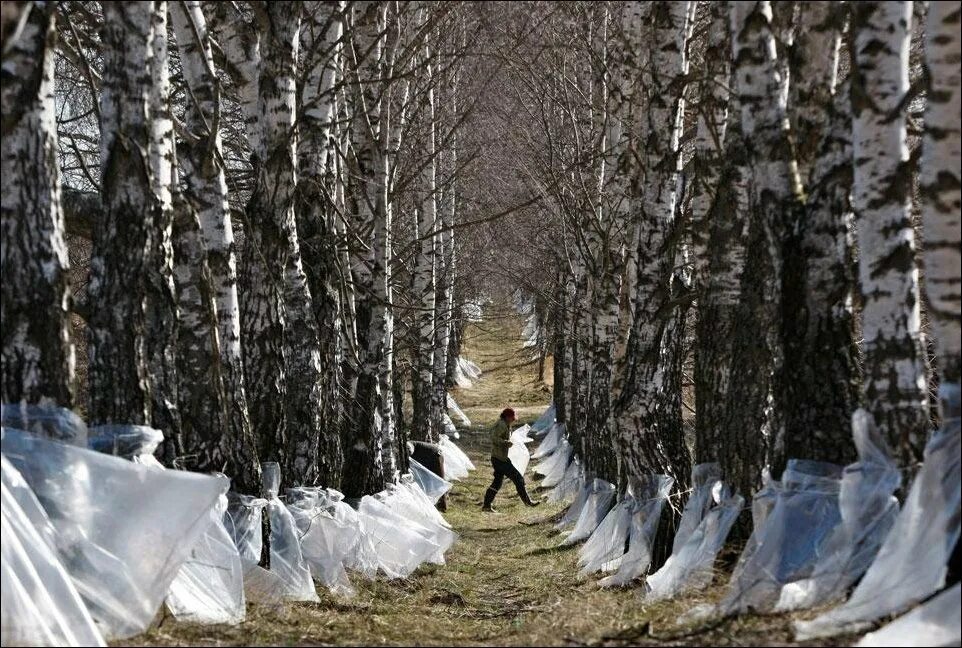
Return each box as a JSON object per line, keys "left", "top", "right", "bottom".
{"left": 496, "top": 420, "right": 511, "bottom": 450}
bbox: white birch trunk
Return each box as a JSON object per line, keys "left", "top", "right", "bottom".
{"left": 920, "top": 1, "right": 962, "bottom": 411}
{"left": 851, "top": 1, "right": 929, "bottom": 462}
{"left": 1, "top": 3, "right": 75, "bottom": 408}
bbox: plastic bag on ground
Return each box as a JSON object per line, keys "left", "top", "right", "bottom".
{"left": 556, "top": 478, "right": 591, "bottom": 530}
{"left": 287, "top": 488, "right": 357, "bottom": 597}
{"left": 532, "top": 422, "right": 563, "bottom": 459}
{"left": 795, "top": 418, "right": 961, "bottom": 640}
{"left": 166, "top": 494, "right": 246, "bottom": 624}
{"left": 379, "top": 480, "right": 456, "bottom": 563}
{"left": 599, "top": 475, "right": 674, "bottom": 588}
{"left": 357, "top": 495, "right": 442, "bottom": 578}
{"left": 673, "top": 463, "right": 722, "bottom": 554}
{"left": 644, "top": 486, "right": 744, "bottom": 602}
{"left": 446, "top": 394, "right": 472, "bottom": 426}
{"left": 531, "top": 404, "right": 555, "bottom": 435}
{"left": 775, "top": 411, "right": 900, "bottom": 612}
{"left": 721, "top": 460, "right": 844, "bottom": 614}
{"left": 410, "top": 458, "right": 452, "bottom": 503}
{"left": 332, "top": 493, "right": 379, "bottom": 579}
{"left": 1, "top": 455, "right": 105, "bottom": 647}
{"left": 1, "top": 404, "right": 88, "bottom": 446}
{"left": 562, "top": 479, "right": 616, "bottom": 545}
{"left": 548, "top": 457, "right": 583, "bottom": 504}
{"left": 855, "top": 583, "right": 961, "bottom": 648}
{"left": 535, "top": 439, "right": 572, "bottom": 488}
{"left": 578, "top": 496, "right": 635, "bottom": 574}
{"left": 2, "top": 428, "right": 224, "bottom": 639}
{"left": 261, "top": 463, "right": 318, "bottom": 602}
{"left": 439, "top": 435, "right": 474, "bottom": 480}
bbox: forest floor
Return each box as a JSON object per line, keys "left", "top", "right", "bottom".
{"left": 126, "top": 306, "right": 856, "bottom": 647}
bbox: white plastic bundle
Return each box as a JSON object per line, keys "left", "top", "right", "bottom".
{"left": 410, "top": 459, "right": 452, "bottom": 503}
{"left": 530, "top": 404, "right": 555, "bottom": 435}
{"left": 286, "top": 488, "right": 357, "bottom": 597}
{"left": 721, "top": 460, "right": 844, "bottom": 614}
{"left": 599, "top": 475, "right": 674, "bottom": 588}
{"left": 508, "top": 424, "right": 533, "bottom": 474}
{"left": 562, "top": 479, "right": 616, "bottom": 546}
{"left": 796, "top": 416, "right": 961, "bottom": 640}
{"left": 855, "top": 583, "right": 961, "bottom": 648}
{"left": 535, "top": 439, "right": 572, "bottom": 488}
{"left": 439, "top": 435, "right": 474, "bottom": 480}
{"left": 645, "top": 486, "right": 743, "bottom": 601}
{"left": 532, "top": 423, "right": 563, "bottom": 459}
{"left": 446, "top": 394, "right": 472, "bottom": 426}
{"left": 357, "top": 496, "right": 441, "bottom": 578}
{"left": 379, "top": 478, "right": 456, "bottom": 564}
{"left": 556, "top": 479, "right": 591, "bottom": 530}
{"left": 166, "top": 494, "right": 246, "bottom": 624}
{"left": 1, "top": 455, "right": 105, "bottom": 647}
{"left": 776, "top": 411, "right": 900, "bottom": 612}
{"left": 2, "top": 428, "right": 225, "bottom": 639}
{"left": 578, "top": 497, "right": 634, "bottom": 575}
{"left": 547, "top": 458, "right": 582, "bottom": 504}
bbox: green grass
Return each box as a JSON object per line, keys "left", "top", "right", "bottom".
{"left": 124, "top": 308, "right": 859, "bottom": 646}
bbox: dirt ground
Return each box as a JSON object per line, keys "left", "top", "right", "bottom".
{"left": 125, "top": 308, "right": 861, "bottom": 647}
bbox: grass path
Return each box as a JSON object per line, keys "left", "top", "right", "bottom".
{"left": 129, "top": 305, "right": 844, "bottom": 646}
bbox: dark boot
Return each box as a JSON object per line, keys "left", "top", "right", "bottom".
{"left": 482, "top": 487, "right": 498, "bottom": 512}
{"left": 521, "top": 491, "right": 542, "bottom": 507}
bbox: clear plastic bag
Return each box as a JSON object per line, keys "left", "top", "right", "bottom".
{"left": 1, "top": 455, "right": 105, "bottom": 647}
{"left": 532, "top": 422, "right": 563, "bottom": 459}
{"left": 547, "top": 457, "right": 583, "bottom": 504}
{"left": 357, "top": 495, "right": 441, "bottom": 578}
{"left": 775, "top": 411, "right": 900, "bottom": 611}
{"left": 578, "top": 497, "right": 635, "bottom": 574}
{"left": 438, "top": 435, "right": 474, "bottom": 480}
{"left": 287, "top": 488, "right": 356, "bottom": 597}
{"left": 598, "top": 475, "right": 674, "bottom": 588}
{"left": 0, "top": 404, "right": 87, "bottom": 446}
{"left": 1, "top": 428, "right": 225, "bottom": 639}
{"left": 535, "top": 439, "right": 572, "bottom": 488}
{"left": 379, "top": 480, "right": 456, "bottom": 565}
{"left": 446, "top": 394, "right": 472, "bottom": 426}
{"left": 645, "top": 487, "right": 744, "bottom": 601}
{"left": 410, "top": 458, "right": 452, "bottom": 503}
{"left": 721, "top": 460, "right": 844, "bottom": 614}
{"left": 556, "top": 478, "right": 591, "bottom": 530}
{"left": 855, "top": 583, "right": 961, "bottom": 648}
{"left": 796, "top": 419, "right": 961, "bottom": 640}
{"left": 531, "top": 404, "right": 556, "bottom": 435}
{"left": 166, "top": 494, "right": 246, "bottom": 624}
{"left": 673, "top": 463, "right": 722, "bottom": 554}
{"left": 262, "top": 463, "right": 319, "bottom": 602}
{"left": 562, "top": 479, "right": 616, "bottom": 545}
{"left": 508, "top": 438, "right": 531, "bottom": 475}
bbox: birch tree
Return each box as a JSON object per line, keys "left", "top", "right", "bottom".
{"left": 851, "top": 1, "right": 929, "bottom": 463}
{"left": 920, "top": 1, "right": 961, "bottom": 418}
{"left": 1, "top": 2, "right": 75, "bottom": 408}
{"left": 87, "top": 1, "right": 155, "bottom": 425}
{"left": 171, "top": 0, "right": 261, "bottom": 492}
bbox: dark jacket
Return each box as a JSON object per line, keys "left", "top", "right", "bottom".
{"left": 489, "top": 418, "right": 511, "bottom": 461}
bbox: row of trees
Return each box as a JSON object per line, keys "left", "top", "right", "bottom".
{"left": 1, "top": 0, "right": 484, "bottom": 500}
{"left": 503, "top": 0, "right": 959, "bottom": 527}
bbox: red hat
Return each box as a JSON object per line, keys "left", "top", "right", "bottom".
{"left": 501, "top": 408, "right": 516, "bottom": 420}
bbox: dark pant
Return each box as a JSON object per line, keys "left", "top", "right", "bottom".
{"left": 484, "top": 456, "right": 533, "bottom": 506}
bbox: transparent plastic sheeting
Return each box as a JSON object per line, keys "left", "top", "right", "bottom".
{"left": 166, "top": 494, "right": 246, "bottom": 624}
{"left": 509, "top": 424, "right": 533, "bottom": 474}
{"left": 453, "top": 356, "right": 482, "bottom": 389}
{"left": 264, "top": 463, "right": 319, "bottom": 602}
{"left": 532, "top": 422, "right": 563, "bottom": 459}
{"left": 534, "top": 439, "right": 573, "bottom": 488}
{"left": 547, "top": 458, "right": 582, "bottom": 504}
{"left": 446, "top": 394, "right": 472, "bottom": 426}
{"left": 0, "top": 404, "right": 87, "bottom": 446}
{"left": 357, "top": 495, "right": 443, "bottom": 578}
{"left": 287, "top": 487, "right": 359, "bottom": 596}
{"left": 1, "top": 455, "right": 105, "bottom": 647}
{"left": 795, "top": 419, "right": 961, "bottom": 640}
{"left": 598, "top": 475, "right": 674, "bottom": 588}
{"left": 672, "top": 464, "right": 723, "bottom": 554}
{"left": 720, "top": 459, "right": 845, "bottom": 614}
{"left": 855, "top": 583, "right": 961, "bottom": 648}
{"left": 645, "top": 487, "right": 743, "bottom": 601}
{"left": 562, "top": 479, "right": 616, "bottom": 545}
{"left": 530, "top": 404, "right": 556, "bottom": 435}
{"left": 775, "top": 411, "right": 900, "bottom": 612}
{"left": 410, "top": 458, "right": 453, "bottom": 503}
{"left": 442, "top": 414, "right": 459, "bottom": 439}
{"left": 380, "top": 477, "right": 457, "bottom": 564}
{"left": 578, "top": 497, "right": 634, "bottom": 574}
{"left": 1, "top": 428, "right": 224, "bottom": 639}
{"left": 556, "top": 477, "right": 591, "bottom": 530}
{"left": 439, "top": 435, "right": 474, "bottom": 480}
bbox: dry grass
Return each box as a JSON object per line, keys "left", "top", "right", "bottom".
{"left": 123, "top": 308, "right": 860, "bottom": 647}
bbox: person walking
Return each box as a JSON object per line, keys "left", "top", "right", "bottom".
{"left": 482, "top": 408, "right": 540, "bottom": 512}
